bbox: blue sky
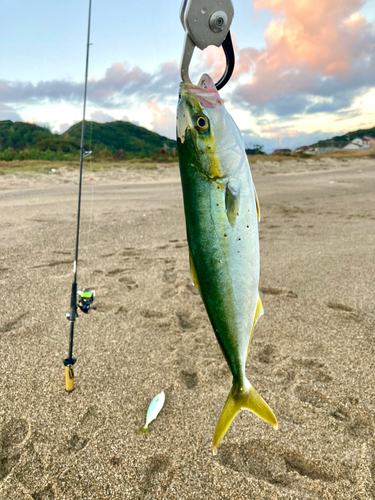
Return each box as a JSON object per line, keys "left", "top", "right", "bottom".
{"left": 1, "top": 0, "right": 374, "bottom": 152}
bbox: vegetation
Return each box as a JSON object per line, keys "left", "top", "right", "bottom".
{"left": 246, "top": 144, "right": 265, "bottom": 155}
{"left": 310, "top": 126, "right": 375, "bottom": 149}
{"left": 0, "top": 120, "right": 177, "bottom": 161}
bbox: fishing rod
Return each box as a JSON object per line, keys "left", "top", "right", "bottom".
{"left": 64, "top": 0, "right": 95, "bottom": 392}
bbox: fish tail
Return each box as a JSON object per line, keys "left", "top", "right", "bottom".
{"left": 136, "top": 425, "right": 150, "bottom": 435}
{"left": 212, "top": 381, "right": 278, "bottom": 455}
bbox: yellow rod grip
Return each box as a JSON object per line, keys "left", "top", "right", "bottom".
{"left": 65, "top": 365, "right": 75, "bottom": 392}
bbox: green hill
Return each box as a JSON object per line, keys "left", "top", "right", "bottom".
{"left": 64, "top": 121, "right": 176, "bottom": 157}
{"left": 0, "top": 120, "right": 54, "bottom": 150}
{"left": 311, "top": 126, "right": 375, "bottom": 148}
{"left": 0, "top": 120, "right": 177, "bottom": 161}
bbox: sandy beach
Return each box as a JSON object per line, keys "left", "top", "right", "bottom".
{"left": 1, "top": 156, "right": 375, "bottom": 499}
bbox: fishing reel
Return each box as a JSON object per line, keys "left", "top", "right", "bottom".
{"left": 66, "top": 289, "right": 95, "bottom": 319}
{"left": 78, "top": 289, "right": 95, "bottom": 313}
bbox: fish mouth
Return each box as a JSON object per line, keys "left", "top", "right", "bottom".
{"left": 180, "top": 74, "right": 224, "bottom": 110}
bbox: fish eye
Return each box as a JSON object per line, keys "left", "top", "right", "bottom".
{"left": 195, "top": 114, "right": 209, "bottom": 132}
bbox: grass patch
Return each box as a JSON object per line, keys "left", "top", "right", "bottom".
{"left": 0, "top": 158, "right": 179, "bottom": 175}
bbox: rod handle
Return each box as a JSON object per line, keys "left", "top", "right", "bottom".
{"left": 65, "top": 365, "right": 75, "bottom": 392}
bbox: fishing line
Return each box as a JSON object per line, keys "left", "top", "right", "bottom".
{"left": 83, "top": 120, "right": 95, "bottom": 253}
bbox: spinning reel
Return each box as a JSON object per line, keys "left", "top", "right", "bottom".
{"left": 66, "top": 289, "right": 95, "bottom": 319}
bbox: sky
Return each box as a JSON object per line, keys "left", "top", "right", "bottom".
{"left": 1, "top": 0, "right": 374, "bottom": 152}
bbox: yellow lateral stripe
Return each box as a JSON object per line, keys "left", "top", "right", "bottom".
{"left": 254, "top": 184, "right": 261, "bottom": 222}
{"left": 247, "top": 296, "right": 264, "bottom": 356}
{"left": 189, "top": 250, "right": 202, "bottom": 296}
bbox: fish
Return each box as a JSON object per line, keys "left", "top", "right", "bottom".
{"left": 137, "top": 391, "right": 165, "bottom": 435}
{"left": 176, "top": 74, "right": 278, "bottom": 454}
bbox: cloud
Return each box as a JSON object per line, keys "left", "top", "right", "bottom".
{"left": 230, "top": 0, "right": 375, "bottom": 117}
{"left": 241, "top": 127, "right": 337, "bottom": 153}
{"left": 90, "top": 110, "right": 116, "bottom": 123}
{"left": 0, "top": 103, "right": 22, "bottom": 121}
{"left": 0, "top": 61, "right": 180, "bottom": 109}
{"left": 26, "top": 117, "right": 51, "bottom": 129}
{"left": 146, "top": 98, "right": 176, "bottom": 139}
{"left": 59, "top": 122, "right": 72, "bottom": 133}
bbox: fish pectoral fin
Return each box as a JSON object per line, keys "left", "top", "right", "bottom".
{"left": 212, "top": 381, "right": 278, "bottom": 455}
{"left": 189, "top": 249, "right": 202, "bottom": 295}
{"left": 225, "top": 181, "right": 240, "bottom": 228}
{"left": 254, "top": 184, "right": 261, "bottom": 222}
{"left": 136, "top": 425, "right": 150, "bottom": 435}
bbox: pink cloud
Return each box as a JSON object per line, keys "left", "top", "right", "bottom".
{"left": 260, "top": 124, "right": 299, "bottom": 139}
{"left": 194, "top": 35, "right": 255, "bottom": 84}
{"left": 233, "top": 0, "right": 374, "bottom": 107}
{"left": 146, "top": 98, "right": 176, "bottom": 139}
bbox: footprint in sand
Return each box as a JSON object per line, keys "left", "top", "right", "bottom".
{"left": 185, "top": 282, "right": 200, "bottom": 296}
{"left": 163, "top": 268, "right": 177, "bottom": 284}
{"left": 118, "top": 276, "right": 138, "bottom": 290}
{"left": 292, "top": 357, "right": 333, "bottom": 384}
{"left": 327, "top": 301, "right": 354, "bottom": 312}
{"left": 140, "top": 309, "right": 165, "bottom": 319}
{"left": 293, "top": 383, "right": 328, "bottom": 409}
{"left": 32, "top": 260, "right": 72, "bottom": 269}
{"left": 122, "top": 247, "right": 141, "bottom": 258}
{"left": 100, "top": 252, "right": 117, "bottom": 258}
{"left": 66, "top": 407, "right": 104, "bottom": 454}
{"left": 257, "top": 344, "right": 277, "bottom": 364}
{"left": 343, "top": 408, "right": 374, "bottom": 441}
{"left": 176, "top": 311, "right": 198, "bottom": 332}
{"left": 0, "top": 418, "right": 29, "bottom": 481}
{"left": 216, "top": 440, "right": 289, "bottom": 485}
{"left": 0, "top": 312, "right": 28, "bottom": 334}
{"left": 138, "top": 454, "right": 175, "bottom": 499}
{"left": 180, "top": 369, "right": 198, "bottom": 389}
{"left": 116, "top": 305, "right": 128, "bottom": 315}
{"left": 31, "top": 484, "right": 55, "bottom": 500}
{"left": 217, "top": 440, "right": 342, "bottom": 486}
{"left": 106, "top": 268, "right": 128, "bottom": 276}
{"left": 260, "top": 286, "right": 298, "bottom": 298}
{"left": 162, "top": 288, "right": 177, "bottom": 299}
{"left": 327, "top": 301, "right": 361, "bottom": 321}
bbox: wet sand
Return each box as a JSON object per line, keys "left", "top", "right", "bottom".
{"left": 0, "top": 157, "right": 375, "bottom": 499}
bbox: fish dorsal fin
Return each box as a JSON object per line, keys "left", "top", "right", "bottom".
{"left": 225, "top": 180, "right": 240, "bottom": 228}
{"left": 248, "top": 295, "right": 264, "bottom": 355}
{"left": 189, "top": 249, "right": 202, "bottom": 296}
{"left": 254, "top": 184, "right": 261, "bottom": 222}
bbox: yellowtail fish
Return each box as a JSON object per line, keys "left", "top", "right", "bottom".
{"left": 176, "top": 74, "right": 278, "bottom": 454}
{"left": 137, "top": 391, "right": 165, "bottom": 435}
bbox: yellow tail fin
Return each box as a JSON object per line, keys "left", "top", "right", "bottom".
{"left": 212, "top": 381, "right": 278, "bottom": 455}
{"left": 136, "top": 426, "right": 150, "bottom": 435}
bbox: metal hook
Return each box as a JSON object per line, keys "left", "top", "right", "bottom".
{"left": 180, "top": 0, "right": 235, "bottom": 90}
{"left": 180, "top": 30, "right": 235, "bottom": 91}
{"left": 214, "top": 31, "right": 235, "bottom": 90}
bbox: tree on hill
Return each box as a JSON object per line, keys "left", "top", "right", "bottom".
{"left": 64, "top": 120, "right": 176, "bottom": 156}
{"left": 311, "top": 126, "right": 375, "bottom": 148}
{"left": 0, "top": 120, "right": 54, "bottom": 151}
{"left": 0, "top": 119, "right": 177, "bottom": 161}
